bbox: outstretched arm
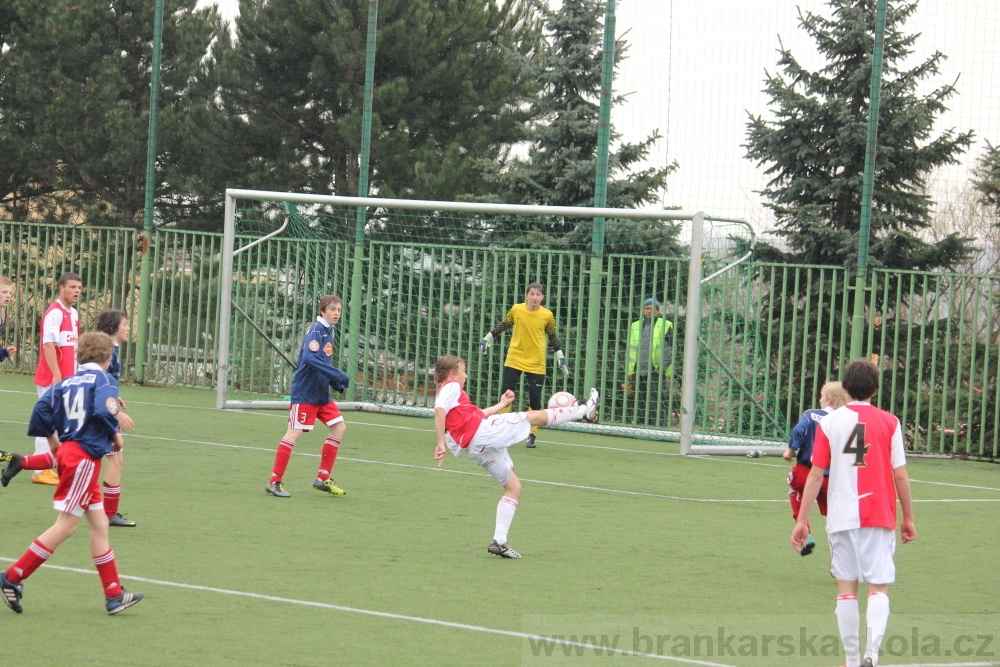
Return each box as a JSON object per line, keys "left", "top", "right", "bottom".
{"left": 482, "top": 389, "right": 516, "bottom": 417}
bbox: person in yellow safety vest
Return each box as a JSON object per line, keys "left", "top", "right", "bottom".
{"left": 627, "top": 298, "right": 674, "bottom": 425}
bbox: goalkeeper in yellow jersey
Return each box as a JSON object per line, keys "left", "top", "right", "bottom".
{"left": 479, "top": 283, "right": 568, "bottom": 449}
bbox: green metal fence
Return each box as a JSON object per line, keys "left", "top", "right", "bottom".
{"left": 2, "top": 220, "right": 997, "bottom": 457}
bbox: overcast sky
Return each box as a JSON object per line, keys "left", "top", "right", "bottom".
{"left": 204, "top": 0, "right": 999, "bottom": 232}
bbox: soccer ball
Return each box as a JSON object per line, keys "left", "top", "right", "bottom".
{"left": 547, "top": 391, "right": 578, "bottom": 409}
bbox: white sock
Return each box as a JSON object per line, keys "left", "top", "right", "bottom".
{"left": 545, "top": 404, "right": 589, "bottom": 427}
{"left": 866, "top": 592, "right": 890, "bottom": 664}
{"left": 492, "top": 496, "right": 518, "bottom": 544}
{"left": 836, "top": 594, "right": 861, "bottom": 667}
{"left": 34, "top": 436, "right": 50, "bottom": 456}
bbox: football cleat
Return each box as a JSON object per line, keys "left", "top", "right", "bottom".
{"left": 0, "top": 571, "right": 24, "bottom": 614}
{"left": 860, "top": 659, "right": 874, "bottom": 667}
{"left": 800, "top": 534, "right": 816, "bottom": 557}
{"left": 525, "top": 434, "right": 536, "bottom": 448}
{"left": 312, "top": 478, "right": 346, "bottom": 495}
{"left": 488, "top": 540, "right": 522, "bottom": 559}
{"left": 265, "top": 481, "right": 290, "bottom": 498}
{"left": 108, "top": 513, "right": 136, "bottom": 528}
{"left": 582, "top": 388, "right": 599, "bottom": 423}
{"left": 106, "top": 589, "right": 144, "bottom": 615}
{"left": 0, "top": 450, "right": 12, "bottom": 462}
{"left": 32, "top": 468, "right": 59, "bottom": 485}
{"left": 1, "top": 453, "right": 24, "bottom": 487}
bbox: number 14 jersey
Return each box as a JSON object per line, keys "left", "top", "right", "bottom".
{"left": 811, "top": 401, "right": 907, "bottom": 533}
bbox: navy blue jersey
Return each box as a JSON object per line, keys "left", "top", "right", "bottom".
{"left": 107, "top": 344, "right": 121, "bottom": 380}
{"left": 788, "top": 406, "right": 832, "bottom": 469}
{"left": 28, "top": 363, "right": 121, "bottom": 459}
{"left": 289, "top": 317, "right": 350, "bottom": 404}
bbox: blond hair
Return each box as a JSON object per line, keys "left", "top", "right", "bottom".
{"left": 0, "top": 276, "right": 13, "bottom": 288}
{"left": 820, "top": 381, "right": 848, "bottom": 409}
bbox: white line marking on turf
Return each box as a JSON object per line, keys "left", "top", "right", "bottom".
{"left": 0, "top": 558, "right": 738, "bottom": 667}
{"left": 3, "top": 421, "right": 991, "bottom": 504}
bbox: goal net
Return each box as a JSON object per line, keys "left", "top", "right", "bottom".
{"left": 216, "top": 189, "right": 783, "bottom": 453}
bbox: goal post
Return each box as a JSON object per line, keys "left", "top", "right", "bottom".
{"left": 216, "top": 188, "right": 785, "bottom": 454}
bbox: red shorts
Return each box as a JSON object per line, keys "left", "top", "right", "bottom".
{"left": 288, "top": 401, "right": 343, "bottom": 431}
{"left": 787, "top": 462, "right": 828, "bottom": 517}
{"left": 53, "top": 441, "right": 104, "bottom": 517}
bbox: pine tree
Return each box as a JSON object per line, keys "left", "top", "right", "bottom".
{"left": 745, "top": 0, "right": 975, "bottom": 271}
{"left": 973, "top": 142, "right": 1000, "bottom": 219}
{"left": 0, "top": 0, "right": 220, "bottom": 227}
{"left": 497, "top": 0, "right": 678, "bottom": 256}
{"left": 206, "top": 0, "right": 540, "bottom": 226}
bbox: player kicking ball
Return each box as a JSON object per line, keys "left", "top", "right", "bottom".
{"left": 433, "top": 355, "right": 598, "bottom": 558}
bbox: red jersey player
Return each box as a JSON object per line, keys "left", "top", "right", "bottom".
{"left": 792, "top": 359, "right": 916, "bottom": 667}
{"left": 433, "top": 355, "right": 598, "bottom": 558}
{"left": 31, "top": 272, "right": 82, "bottom": 485}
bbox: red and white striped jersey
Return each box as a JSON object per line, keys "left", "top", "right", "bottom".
{"left": 435, "top": 380, "right": 484, "bottom": 451}
{"left": 812, "top": 402, "right": 906, "bottom": 533}
{"left": 33, "top": 300, "right": 79, "bottom": 387}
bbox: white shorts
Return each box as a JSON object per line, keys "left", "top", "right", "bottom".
{"left": 828, "top": 527, "right": 896, "bottom": 584}
{"left": 466, "top": 412, "right": 531, "bottom": 485}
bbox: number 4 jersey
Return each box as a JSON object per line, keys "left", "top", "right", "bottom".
{"left": 27, "top": 362, "right": 121, "bottom": 459}
{"left": 811, "top": 401, "right": 907, "bottom": 533}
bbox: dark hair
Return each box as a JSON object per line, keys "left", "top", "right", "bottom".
{"left": 57, "top": 272, "right": 82, "bottom": 288}
{"left": 525, "top": 282, "right": 545, "bottom": 295}
{"left": 94, "top": 309, "right": 126, "bottom": 337}
{"left": 434, "top": 355, "right": 465, "bottom": 385}
{"left": 319, "top": 295, "right": 342, "bottom": 313}
{"left": 842, "top": 359, "right": 879, "bottom": 401}
{"left": 77, "top": 331, "right": 114, "bottom": 366}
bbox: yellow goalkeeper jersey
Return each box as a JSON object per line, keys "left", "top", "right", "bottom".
{"left": 503, "top": 303, "right": 557, "bottom": 374}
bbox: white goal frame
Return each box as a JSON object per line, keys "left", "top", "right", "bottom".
{"left": 217, "top": 188, "right": 780, "bottom": 455}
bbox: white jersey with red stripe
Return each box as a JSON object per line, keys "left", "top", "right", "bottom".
{"left": 435, "top": 380, "right": 484, "bottom": 455}
{"left": 33, "top": 300, "right": 79, "bottom": 386}
{"left": 811, "top": 401, "right": 906, "bottom": 533}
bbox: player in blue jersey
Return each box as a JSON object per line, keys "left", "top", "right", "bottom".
{"left": 95, "top": 309, "right": 136, "bottom": 527}
{"left": 783, "top": 381, "right": 847, "bottom": 556}
{"left": 0, "top": 332, "right": 143, "bottom": 615}
{"left": 266, "top": 295, "right": 351, "bottom": 498}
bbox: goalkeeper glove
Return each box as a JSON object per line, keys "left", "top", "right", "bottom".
{"left": 555, "top": 350, "right": 569, "bottom": 376}
{"left": 479, "top": 332, "right": 493, "bottom": 354}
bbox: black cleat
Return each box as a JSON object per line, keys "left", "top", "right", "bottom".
{"left": 106, "top": 589, "right": 144, "bottom": 615}
{"left": 265, "top": 481, "right": 290, "bottom": 498}
{"left": 487, "top": 539, "right": 522, "bottom": 559}
{"left": 108, "top": 513, "right": 136, "bottom": 528}
{"left": 1, "top": 453, "right": 24, "bottom": 487}
{"left": 525, "top": 434, "right": 536, "bottom": 448}
{"left": 0, "top": 571, "right": 24, "bottom": 614}
{"left": 860, "top": 659, "right": 874, "bottom": 667}
{"left": 0, "top": 450, "right": 11, "bottom": 462}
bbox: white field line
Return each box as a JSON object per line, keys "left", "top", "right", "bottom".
{"left": 1, "top": 418, "right": 997, "bottom": 503}
{"left": 0, "top": 558, "right": 738, "bottom": 667}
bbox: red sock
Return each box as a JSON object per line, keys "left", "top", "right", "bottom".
{"left": 270, "top": 439, "right": 295, "bottom": 483}
{"left": 20, "top": 452, "right": 57, "bottom": 470}
{"left": 317, "top": 438, "right": 340, "bottom": 481}
{"left": 93, "top": 549, "right": 122, "bottom": 598}
{"left": 103, "top": 483, "right": 121, "bottom": 518}
{"left": 7, "top": 540, "right": 54, "bottom": 584}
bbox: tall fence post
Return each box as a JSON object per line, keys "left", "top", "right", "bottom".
{"left": 850, "top": 0, "right": 887, "bottom": 360}
{"left": 584, "top": 0, "right": 616, "bottom": 393}
{"left": 345, "top": 0, "right": 379, "bottom": 401}
{"left": 134, "top": 0, "right": 165, "bottom": 384}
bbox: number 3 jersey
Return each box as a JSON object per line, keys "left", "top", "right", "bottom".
{"left": 811, "top": 401, "right": 907, "bottom": 533}
{"left": 27, "top": 362, "right": 121, "bottom": 459}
